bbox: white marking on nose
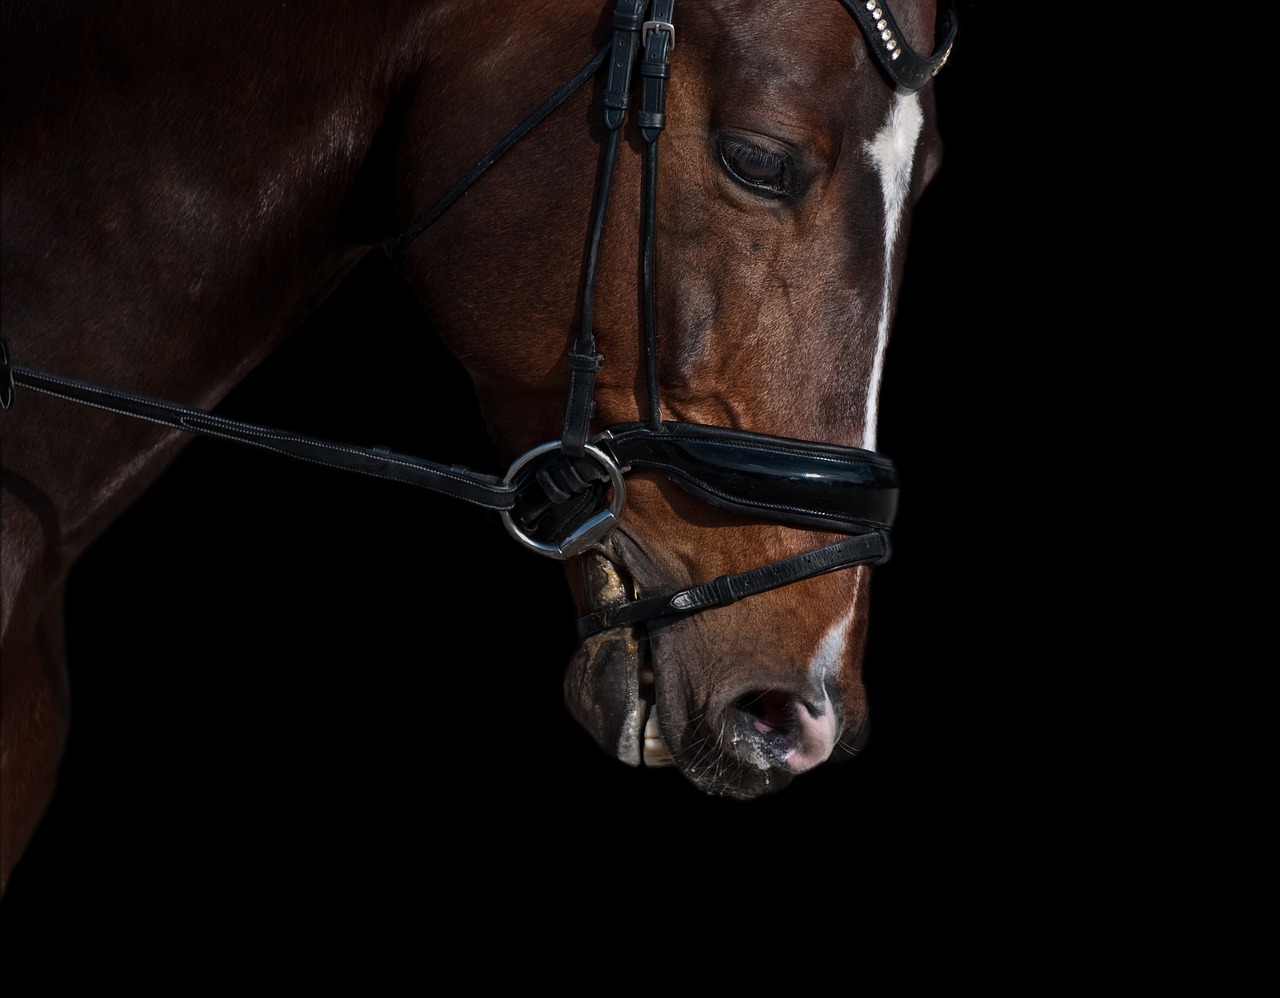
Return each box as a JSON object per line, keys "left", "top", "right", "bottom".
{"left": 791, "top": 591, "right": 862, "bottom": 772}
{"left": 786, "top": 690, "right": 839, "bottom": 772}
{"left": 862, "top": 94, "right": 923, "bottom": 450}
{"left": 808, "top": 596, "right": 859, "bottom": 693}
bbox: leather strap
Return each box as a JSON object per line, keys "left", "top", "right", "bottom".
{"left": 576, "top": 530, "right": 890, "bottom": 637}
{"left": 637, "top": 0, "right": 674, "bottom": 142}
{"left": 838, "top": 0, "right": 956, "bottom": 93}
{"left": 386, "top": 40, "right": 612, "bottom": 260}
{"left": 599, "top": 421, "right": 898, "bottom": 532}
{"left": 638, "top": 0, "right": 673, "bottom": 428}
{"left": 0, "top": 333, "right": 14, "bottom": 410}
{"left": 8, "top": 364, "right": 518, "bottom": 510}
{"left": 603, "top": 0, "right": 649, "bottom": 129}
{"left": 560, "top": 0, "right": 650, "bottom": 457}
{"left": 559, "top": 123, "right": 616, "bottom": 458}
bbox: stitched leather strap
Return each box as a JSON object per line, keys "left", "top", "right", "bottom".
{"left": 603, "top": 0, "right": 649, "bottom": 129}
{"left": 637, "top": 0, "right": 674, "bottom": 142}
{"left": 561, "top": 0, "right": 650, "bottom": 457}
{"left": 8, "top": 364, "right": 518, "bottom": 510}
{"left": 576, "top": 530, "right": 890, "bottom": 637}
{"left": 637, "top": 0, "right": 673, "bottom": 429}
{"left": 838, "top": 0, "right": 956, "bottom": 93}
{"left": 600, "top": 421, "right": 898, "bottom": 533}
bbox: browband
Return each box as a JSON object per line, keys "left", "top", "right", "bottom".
{"left": 839, "top": 0, "right": 956, "bottom": 93}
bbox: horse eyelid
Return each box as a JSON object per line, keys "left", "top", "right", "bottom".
{"left": 718, "top": 138, "right": 790, "bottom": 197}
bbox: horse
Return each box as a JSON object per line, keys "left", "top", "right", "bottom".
{"left": 1, "top": 0, "right": 957, "bottom": 900}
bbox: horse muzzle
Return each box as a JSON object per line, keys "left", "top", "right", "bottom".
{"left": 562, "top": 539, "right": 862, "bottom": 799}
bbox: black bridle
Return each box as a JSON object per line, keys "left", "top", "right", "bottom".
{"left": 1, "top": 1, "right": 955, "bottom": 637}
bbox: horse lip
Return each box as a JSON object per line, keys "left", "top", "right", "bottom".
{"left": 562, "top": 549, "right": 650, "bottom": 767}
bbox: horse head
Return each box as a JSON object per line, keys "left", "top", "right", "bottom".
{"left": 0, "top": 0, "right": 960, "bottom": 906}
{"left": 396, "top": 0, "right": 952, "bottom": 797}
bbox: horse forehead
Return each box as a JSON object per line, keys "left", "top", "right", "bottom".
{"left": 686, "top": 0, "right": 942, "bottom": 94}
{"left": 676, "top": 2, "right": 908, "bottom": 164}
{"left": 687, "top": 2, "right": 870, "bottom": 101}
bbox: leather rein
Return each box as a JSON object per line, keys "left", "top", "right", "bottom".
{"left": 0, "top": 1, "right": 955, "bottom": 638}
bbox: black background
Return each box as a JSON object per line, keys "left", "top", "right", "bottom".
{"left": 3, "top": 2, "right": 1031, "bottom": 939}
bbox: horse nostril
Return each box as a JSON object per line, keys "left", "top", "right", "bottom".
{"left": 735, "top": 690, "right": 797, "bottom": 737}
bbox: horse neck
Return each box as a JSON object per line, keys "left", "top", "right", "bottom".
{"left": 0, "top": 4, "right": 448, "bottom": 570}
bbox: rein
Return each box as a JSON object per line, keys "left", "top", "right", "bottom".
{"left": 0, "top": 1, "right": 955, "bottom": 636}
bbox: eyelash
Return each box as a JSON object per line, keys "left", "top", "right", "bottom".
{"left": 719, "top": 138, "right": 790, "bottom": 197}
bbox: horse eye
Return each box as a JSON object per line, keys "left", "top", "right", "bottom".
{"left": 719, "top": 137, "right": 789, "bottom": 196}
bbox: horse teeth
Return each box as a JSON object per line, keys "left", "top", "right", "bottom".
{"left": 642, "top": 710, "right": 674, "bottom": 767}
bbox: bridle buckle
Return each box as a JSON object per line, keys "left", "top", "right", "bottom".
{"left": 642, "top": 20, "right": 674, "bottom": 51}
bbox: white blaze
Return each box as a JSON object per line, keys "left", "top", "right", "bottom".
{"left": 862, "top": 93, "right": 923, "bottom": 449}
{"left": 794, "top": 599, "right": 860, "bottom": 770}
{"left": 809, "top": 592, "right": 859, "bottom": 692}
{"left": 793, "top": 100, "right": 922, "bottom": 758}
